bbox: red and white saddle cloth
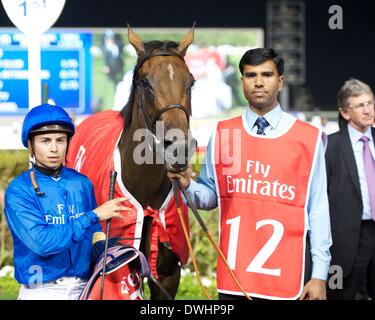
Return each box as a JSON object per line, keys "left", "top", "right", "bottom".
{"left": 67, "top": 110, "right": 189, "bottom": 277}
{"left": 79, "top": 245, "right": 149, "bottom": 300}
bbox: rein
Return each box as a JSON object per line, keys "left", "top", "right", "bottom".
{"left": 172, "top": 179, "right": 253, "bottom": 300}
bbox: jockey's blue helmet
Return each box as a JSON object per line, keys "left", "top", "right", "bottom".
{"left": 21, "top": 104, "right": 75, "bottom": 148}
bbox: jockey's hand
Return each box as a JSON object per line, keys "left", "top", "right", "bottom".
{"left": 167, "top": 164, "right": 192, "bottom": 189}
{"left": 93, "top": 197, "right": 130, "bottom": 221}
{"left": 299, "top": 278, "right": 327, "bottom": 300}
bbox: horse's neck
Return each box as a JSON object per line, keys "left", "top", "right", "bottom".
{"left": 118, "top": 128, "right": 171, "bottom": 210}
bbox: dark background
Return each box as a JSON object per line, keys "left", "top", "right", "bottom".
{"left": 1, "top": 0, "right": 374, "bottom": 110}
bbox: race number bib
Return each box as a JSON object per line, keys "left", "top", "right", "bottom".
{"left": 217, "top": 199, "right": 306, "bottom": 299}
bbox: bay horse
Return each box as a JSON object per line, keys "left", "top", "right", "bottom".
{"left": 67, "top": 26, "right": 196, "bottom": 299}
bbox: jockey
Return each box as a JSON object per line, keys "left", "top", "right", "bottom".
{"left": 4, "top": 104, "right": 129, "bottom": 300}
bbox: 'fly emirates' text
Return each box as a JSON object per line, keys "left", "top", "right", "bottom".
{"left": 226, "top": 160, "right": 296, "bottom": 201}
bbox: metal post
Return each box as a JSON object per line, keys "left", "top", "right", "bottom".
{"left": 28, "top": 33, "right": 42, "bottom": 109}
{"left": 280, "top": 85, "right": 290, "bottom": 111}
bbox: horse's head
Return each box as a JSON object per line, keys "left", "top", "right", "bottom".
{"left": 123, "top": 25, "right": 197, "bottom": 173}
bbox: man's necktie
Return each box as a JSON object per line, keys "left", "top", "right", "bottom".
{"left": 255, "top": 117, "right": 270, "bottom": 135}
{"left": 360, "top": 136, "right": 375, "bottom": 221}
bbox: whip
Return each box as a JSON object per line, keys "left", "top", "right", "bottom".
{"left": 99, "top": 170, "right": 117, "bottom": 300}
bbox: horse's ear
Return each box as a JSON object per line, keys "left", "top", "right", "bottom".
{"left": 127, "top": 24, "right": 145, "bottom": 55}
{"left": 178, "top": 23, "right": 195, "bottom": 56}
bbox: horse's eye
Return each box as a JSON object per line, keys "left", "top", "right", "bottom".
{"left": 139, "top": 78, "right": 149, "bottom": 89}
{"left": 188, "top": 79, "right": 195, "bottom": 89}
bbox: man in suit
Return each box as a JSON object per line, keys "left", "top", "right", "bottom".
{"left": 326, "top": 78, "right": 375, "bottom": 299}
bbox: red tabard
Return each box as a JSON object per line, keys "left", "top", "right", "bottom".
{"left": 66, "top": 110, "right": 189, "bottom": 278}
{"left": 214, "top": 115, "right": 320, "bottom": 299}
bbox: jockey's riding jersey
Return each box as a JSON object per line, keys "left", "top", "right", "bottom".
{"left": 213, "top": 115, "right": 321, "bottom": 299}
{"left": 67, "top": 110, "right": 189, "bottom": 277}
{"left": 4, "top": 167, "right": 101, "bottom": 285}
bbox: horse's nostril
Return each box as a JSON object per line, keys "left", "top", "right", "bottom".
{"left": 164, "top": 140, "right": 173, "bottom": 149}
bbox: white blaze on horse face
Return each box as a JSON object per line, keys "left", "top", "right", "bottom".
{"left": 167, "top": 63, "right": 174, "bottom": 81}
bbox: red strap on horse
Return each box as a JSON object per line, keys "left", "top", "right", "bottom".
{"left": 145, "top": 206, "right": 170, "bottom": 278}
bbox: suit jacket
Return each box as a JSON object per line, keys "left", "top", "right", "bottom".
{"left": 325, "top": 125, "right": 375, "bottom": 277}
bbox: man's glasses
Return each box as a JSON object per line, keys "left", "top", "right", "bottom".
{"left": 349, "top": 100, "right": 375, "bottom": 110}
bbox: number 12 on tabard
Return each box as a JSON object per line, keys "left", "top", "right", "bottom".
{"left": 226, "top": 217, "right": 284, "bottom": 276}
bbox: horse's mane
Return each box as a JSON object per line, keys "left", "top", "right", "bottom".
{"left": 120, "top": 40, "right": 180, "bottom": 128}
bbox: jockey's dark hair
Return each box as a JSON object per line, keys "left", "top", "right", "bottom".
{"left": 239, "top": 48, "right": 284, "bottom": 76}
{"left": 121, "top": 40, "right": 179, "bottom": 128}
